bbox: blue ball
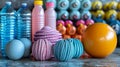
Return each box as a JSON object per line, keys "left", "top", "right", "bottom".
{"left": 53, "top": 39, "right": 74, "bottom": 62}
{"left": 20, "top": 38, "right": 31, "bottom": 57}
{"left": 5, "top": 40, "right": 25, "bottom": 60}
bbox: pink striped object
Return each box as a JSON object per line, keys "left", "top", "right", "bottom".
{"left": 32, "top": 39, "right": 52, "bottom": 61}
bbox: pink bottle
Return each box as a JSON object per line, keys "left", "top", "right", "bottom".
{"left": 32, "top": 0, "right": 44, "bottom": 42}
{"left": 45, "top": 2, "right": 56, "bottom": 29}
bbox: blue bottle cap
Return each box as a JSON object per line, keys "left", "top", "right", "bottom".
{"left": 6, "top": 1, "right": 12, "bottom": 6}
{"left": 22, "top": 3, "right": 27, "bottom": 8}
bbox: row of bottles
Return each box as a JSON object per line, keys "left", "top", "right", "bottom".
{"left": 0, "top": 2, "right": 31, "bottom": 57}
{"left": 57, "top": 10, "right": 92, "bottom": 20}
{"left": 32, "top": 0, "right": 56, "bottom": 41}
{"left": 44, "top": 0, "right": 91, "bottom": 10}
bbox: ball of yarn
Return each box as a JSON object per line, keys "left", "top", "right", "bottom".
{"left": 34, "top": 26, "right": 62, "bottom": 45}
{"left": 53, "top": 39, "right": 74, "bottom": 62}
{"left": 32, "top": 39, "right": 52, "bottom": 61}
{"left": 68, "top": 39, "right": 84, "bottom": 58}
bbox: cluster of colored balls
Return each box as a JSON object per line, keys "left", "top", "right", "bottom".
{"left": 5, "top": 38, "right": 31, "bottom": 60}
{"left": 57, "top": 20, "right": 94, "bottom": 41}
{"left": 53, "top": 38, "right": 84, "bottom": 61}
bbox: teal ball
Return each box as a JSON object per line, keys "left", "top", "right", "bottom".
{"left": 53, "top": 39, "right": 74, "bottom": 62}
{"left": 68, "top": 39, "right": 84, "bottom": 58}
{"left": 20, "top": 38, "right": 31, "bottom": 57}
{"left": 5, "top": 40, "right": 25, "bottom": 60}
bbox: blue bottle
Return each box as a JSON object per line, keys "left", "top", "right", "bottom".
{"left": 16, "top": 3, "right": 31, "bottom": 40}
{"left": 57, "top": 0, "right": 69, "bottom": 10}
{"left": 70, "top": 10, "right": 81, "bottom": 20}
{"left": 93, "top": 14, "right": 106, "bottom": 24}
{"left": 0, "top": 2, "right": 11, "bottom": 57}
{"left": 69, "top": 0, "right": 81, "bottom": 10}
{"left": 44, "top": 0, "right": 56, "bottom": 9}
{"left": 107, "top": 14, "right": 120, "bottom": 35}
{"left": 0, "top": 1, "right": 16, "bottom": 57}
{"left": 81, "top": 10, "right": 91, "bottom": 20}
{"left": 57, "top": 10, "right": 69, "bottom": 20}
{"left": 81, "top": 0, "right": 91, "bottom": 10}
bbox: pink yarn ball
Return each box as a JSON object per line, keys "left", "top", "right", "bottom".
{"left": 85, "top": 19, "right": 94, "bottom": 26}
{"left": 32, "top": 39, "right": 52, "bottom": 61}
{"left": 76, "top": 20, "right": 85, "bottom": 26}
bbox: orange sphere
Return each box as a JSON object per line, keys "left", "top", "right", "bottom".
{"left": 83, "top": 23, "right": 117, "bottom": 58}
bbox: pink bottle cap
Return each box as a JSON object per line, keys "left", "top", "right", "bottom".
{"left": 46, "top": 2, "right": 54, "bottom": 8}
{"left": 65, "top": 20, "right": 73, "bottom": 26}
{"left": 76, "top": 20, "right": 85, "bottom": 26}
{"left": 57, "top": 20, "right": 65, "bottom": 26}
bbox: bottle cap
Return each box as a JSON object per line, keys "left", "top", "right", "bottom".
{"left": 6, "top": 1, "right": 11, "bottom": 5}
{"left": 22, "top": 3, "right": 27, "bottom": 8}
{"left": 34, "top": 0, "right": 43, "bottom": 5}
{"left": 46, "top": 2, "right": 54, "bottom": 7}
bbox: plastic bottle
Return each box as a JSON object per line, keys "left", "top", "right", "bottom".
{"left": 57, "top": 10, "right": 69, "bottom": 20}
{"left": 69, "top": 0, "right": 81, "bottom": 10}
{"left": 81, "top": 0, "right": 91, "bottom": 10}
{"left": 70, "top": 10, "right": 81, "bottom": 20}
{"left": 0, "top": 1, "right": 16, "bottom": 57}
{"left": 44, "top": 0, "right": 56, "bottom": 9}
{"left": 57, "top": 0, "right": 69, "bottom": 10}
{"left": 32, "top": 0, "right": 44, "bottom": 42}
{"left": 16, "top": 3, "right": 31, "bottom": 40}
{"left": 45, "top": 2, "right": 56, "bottom": 29}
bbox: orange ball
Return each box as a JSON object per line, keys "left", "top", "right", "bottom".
{"left": 83, "top": 23, "right": 117, "bottom": 58}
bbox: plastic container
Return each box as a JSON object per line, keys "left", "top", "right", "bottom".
{"left": 45, "top": 2, "right": 56, "bottom": 29}
{"left": 16, "top": 3, "right": 31, "bottom": 40}
{"left": 32, "top": 0, "right": 44, "bottom": 42}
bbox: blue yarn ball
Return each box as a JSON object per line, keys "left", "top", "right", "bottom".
{"left": 53, "top": 39, "right": 74, "bottom": 62}
{"left": 70, "top": 39, "right": 84, "bottom": 58}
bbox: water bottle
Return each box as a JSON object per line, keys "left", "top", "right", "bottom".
{"left": 81, "top": 0, "right": 91, "bottom": 10}
{"left": 70, "top": 10, "right": 81, "bottom": 20}
{"left": 0, "top": 1, "right": 16, "bottom": 57}
{"left": 57, "top": 10, "right": 69, "bottom": 20}
{"left": 69, "top": 0, "right": 81, "bottom": 10}
{"left": 32, "top": 0, "right": 44, "bottom": 42}
{"left": 81, "top": 10, "right": 91, "bottom": 20}
{"left": 57, "top": 0, "right": 69, "bottom": 10}
{"left": 0, "top": 2, "right": 11, "bottom": 57}
{"left": 44, "top": 0, "right": 56, "bottom": 9}
{"left": 45, "top": 2, "right": 56, "bottom": 29}
{"left": 16, "top": 3, "right": 31, "bottom": 40}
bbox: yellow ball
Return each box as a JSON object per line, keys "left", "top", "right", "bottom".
{"left": 92, "top": 1, "right": 102, "bottom": 10}
{"left": 83, "top": 23, "right": 117, "bottom": 58}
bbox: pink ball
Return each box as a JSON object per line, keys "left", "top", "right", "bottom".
{"left": 32, "top": 39, "right": 52, "bottom": 61}
{"left": 57, "top": 20, "right": 65, "bottom": 26}
{"left": 85, "top": 19, "right": 94, "bottom": 26}
{"left": 76, "top": 20, "right": 85, "bottom": 26}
